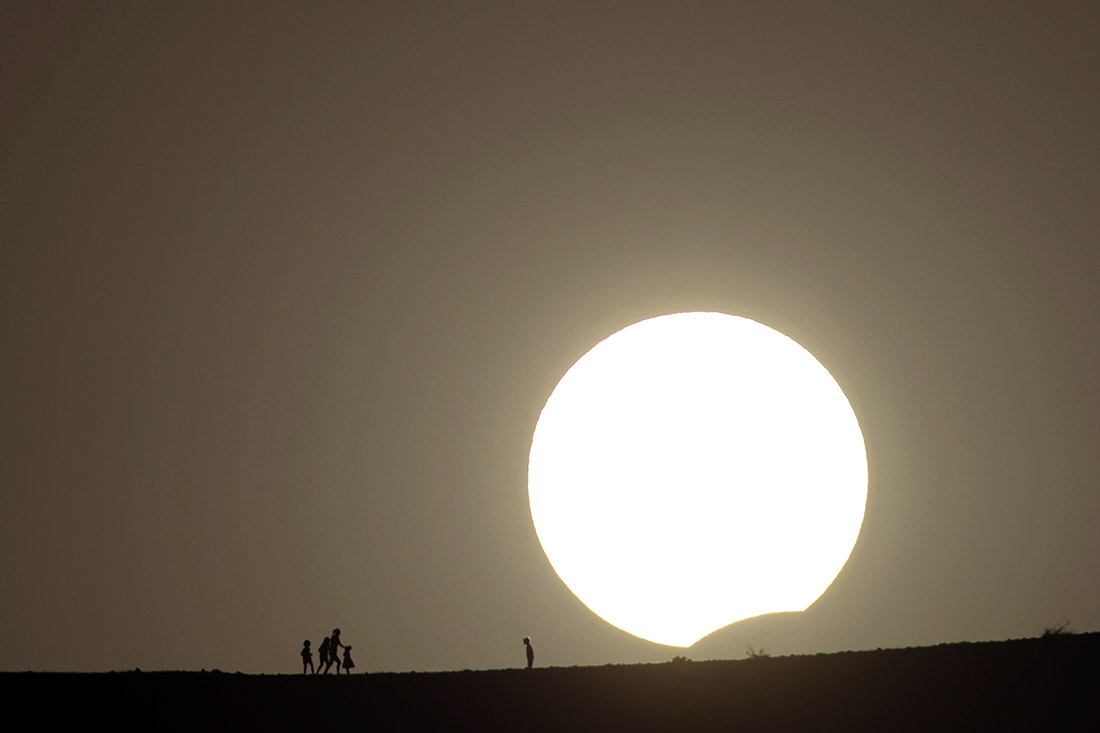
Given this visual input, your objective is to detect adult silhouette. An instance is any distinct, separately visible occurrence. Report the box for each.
[325,628,344,674]
[523,636,534,669]
[301,639,314,674]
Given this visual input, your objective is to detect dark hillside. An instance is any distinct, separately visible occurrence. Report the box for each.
[6,633,1097,731]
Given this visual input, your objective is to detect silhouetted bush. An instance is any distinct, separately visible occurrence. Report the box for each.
[744,644,770,659]
[1042,619,1073,637]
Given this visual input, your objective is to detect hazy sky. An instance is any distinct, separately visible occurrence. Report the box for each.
[3,2,1098,673]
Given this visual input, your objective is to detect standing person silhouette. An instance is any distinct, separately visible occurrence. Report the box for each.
[341,645,355,674]
[326,628,344,674]
[301,639,314,675]
[523,637,534,669]
[318,636,331,674]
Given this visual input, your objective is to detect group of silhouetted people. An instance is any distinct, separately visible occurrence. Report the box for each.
[300,631,535,674]
[301,628,355,674]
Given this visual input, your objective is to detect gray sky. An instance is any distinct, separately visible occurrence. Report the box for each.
[3,1,1098,673]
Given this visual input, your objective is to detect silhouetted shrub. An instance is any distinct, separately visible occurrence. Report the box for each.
[1042,619,1073,637]
[744,644,770,659]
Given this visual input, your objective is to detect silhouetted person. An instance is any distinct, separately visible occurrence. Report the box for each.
[319,636,331,674]
[301,639,314,675]
[341,645,355,674]
[524,636,534,669]
[325,628,344,673]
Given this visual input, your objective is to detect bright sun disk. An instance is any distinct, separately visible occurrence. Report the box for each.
[527,312,868,647]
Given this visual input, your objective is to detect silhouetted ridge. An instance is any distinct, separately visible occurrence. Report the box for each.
[4,634,1097,732]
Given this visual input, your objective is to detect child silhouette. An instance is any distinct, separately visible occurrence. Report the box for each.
[301,640,314,675]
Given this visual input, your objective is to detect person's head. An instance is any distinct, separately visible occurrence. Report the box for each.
[523,637,530,645]
[345,645,351,651]
[333,628,340,635]
[304,640,310,647]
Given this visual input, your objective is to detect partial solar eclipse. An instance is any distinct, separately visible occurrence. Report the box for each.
[528,312,868,647]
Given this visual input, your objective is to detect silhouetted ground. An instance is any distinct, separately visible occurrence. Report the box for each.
[4,634,1097,731]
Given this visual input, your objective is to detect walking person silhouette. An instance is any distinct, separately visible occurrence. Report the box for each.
[301,639,314,675]
[523,637,534,669]
[318,636,331,674]
[325,628,344,674]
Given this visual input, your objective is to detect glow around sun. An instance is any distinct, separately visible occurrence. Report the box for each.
[527,312,868,647]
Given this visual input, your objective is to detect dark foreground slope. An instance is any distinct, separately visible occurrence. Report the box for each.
[5,634,1097,731]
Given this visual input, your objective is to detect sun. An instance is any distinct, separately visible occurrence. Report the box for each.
[527,312,868,647]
